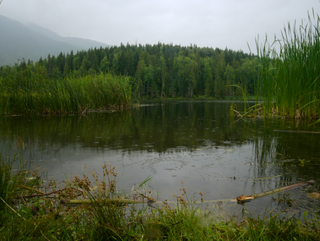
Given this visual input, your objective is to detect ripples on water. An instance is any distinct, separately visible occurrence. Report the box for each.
[1,100,320,215]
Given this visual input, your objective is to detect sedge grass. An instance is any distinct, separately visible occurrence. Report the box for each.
[0,65,132,115]
[255,8,320,120]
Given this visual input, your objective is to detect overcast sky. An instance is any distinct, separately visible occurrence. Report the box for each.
[1,0,320,53]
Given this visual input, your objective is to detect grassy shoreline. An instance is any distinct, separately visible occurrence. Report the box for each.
[1,154,319,240]
[0,66,132,115]
[137,96,264,103]
[253,9,320,120]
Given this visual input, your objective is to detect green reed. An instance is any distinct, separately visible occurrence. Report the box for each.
[0,155,13,214]
[0,65,132,115]
[256,9,320,119]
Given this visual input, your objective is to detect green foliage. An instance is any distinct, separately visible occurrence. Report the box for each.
[0,43,258,100]
[256,8,320,119]
[0,65,132,115]
[0,155,13,213]
[203,58,214,96]
[214,52,226,99]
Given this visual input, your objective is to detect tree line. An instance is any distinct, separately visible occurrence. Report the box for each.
[0,43,259,98]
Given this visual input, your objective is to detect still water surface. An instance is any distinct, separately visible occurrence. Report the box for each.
[1,100,320,214]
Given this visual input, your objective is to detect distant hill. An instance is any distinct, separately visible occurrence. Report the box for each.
[0,15,110,66]
[25,23,109,50]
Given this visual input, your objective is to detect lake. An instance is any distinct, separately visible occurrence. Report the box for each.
[1,100,320,215]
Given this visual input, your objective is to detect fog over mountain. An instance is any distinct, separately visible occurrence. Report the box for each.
[25,22,109,51]
[0,15,109,66]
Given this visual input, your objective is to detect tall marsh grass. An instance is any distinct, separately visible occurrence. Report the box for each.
[0,65,132,115]
[255,9,320,119]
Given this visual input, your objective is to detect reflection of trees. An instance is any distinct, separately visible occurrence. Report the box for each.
[0,101,247,154]
[0,100,319,192]
[1,100,319,184]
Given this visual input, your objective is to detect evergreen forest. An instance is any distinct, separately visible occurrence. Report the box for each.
[0,43,258,99]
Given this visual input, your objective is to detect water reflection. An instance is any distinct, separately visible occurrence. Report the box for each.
[0,101,250,153]
[0,100,319,213]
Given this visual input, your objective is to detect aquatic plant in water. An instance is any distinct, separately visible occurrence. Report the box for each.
[255,8,320,120]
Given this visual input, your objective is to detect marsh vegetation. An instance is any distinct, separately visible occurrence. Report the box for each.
[249,9,320,120]
[0,65,132,115]
[1,153,320,240]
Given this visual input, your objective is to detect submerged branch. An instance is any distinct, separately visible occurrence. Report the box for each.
[13,187,84,199]
[17,185,45,194]
[66,198,156,205]
[65,180,316,206]
[274,130,320,134]
[251,180,315,199]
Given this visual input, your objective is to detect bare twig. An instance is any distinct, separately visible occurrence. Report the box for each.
[14,187,84,199]
[0,197,51,240]
[233,109,242,117]
[81,107,88,115]
[274,130,320,134]
[40,230,51,241]
[18,185,45,194]
[0,196,26,220]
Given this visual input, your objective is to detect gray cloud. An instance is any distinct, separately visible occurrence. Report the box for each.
[1,0,319,53]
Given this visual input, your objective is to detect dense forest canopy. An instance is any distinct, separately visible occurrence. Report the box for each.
[0,43,259,99]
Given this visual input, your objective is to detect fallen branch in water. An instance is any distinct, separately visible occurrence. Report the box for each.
[13,187,84,199]
[18,185,45,194]
[199,180,316,204]
[251,180,315,199]
[66,198,155,205]
[61,180,317,206]
[236,194,254,202]
[231,180,316,203]
[274,130,320,134]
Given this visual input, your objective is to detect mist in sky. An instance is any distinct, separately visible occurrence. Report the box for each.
[1,0,319,53]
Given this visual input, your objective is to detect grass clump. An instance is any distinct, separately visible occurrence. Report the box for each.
[0,64,132,115]
[0,156,320,240]
[255,8,320,120]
